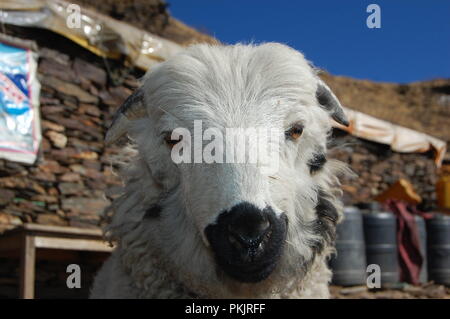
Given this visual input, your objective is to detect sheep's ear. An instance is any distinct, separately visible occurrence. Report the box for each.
[105,89,146,145]
[315,81,349,127]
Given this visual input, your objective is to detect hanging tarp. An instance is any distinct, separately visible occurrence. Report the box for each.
[0,34,41,164]
[0,0,182,70]
[335,107,447,166]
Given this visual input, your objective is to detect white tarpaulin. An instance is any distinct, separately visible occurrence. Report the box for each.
[0,0,182,70]
[335,107,447,166]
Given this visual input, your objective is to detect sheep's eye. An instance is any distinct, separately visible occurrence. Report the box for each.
[285,124,304,141]
[163,132,182,148]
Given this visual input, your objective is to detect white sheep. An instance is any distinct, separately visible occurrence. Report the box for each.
[90,43,349,299]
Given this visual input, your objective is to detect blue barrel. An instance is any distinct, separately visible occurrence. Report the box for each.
[363,212,399,285]
[426,214,450,285]
[415,215,427,283]
[330,206,367,286]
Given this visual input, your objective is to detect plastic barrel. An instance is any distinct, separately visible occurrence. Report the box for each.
[426,214,450,286]
[330,206,367,286]
[415,215,427,283]
[363,212,399,285]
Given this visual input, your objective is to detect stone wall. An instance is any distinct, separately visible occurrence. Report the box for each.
[0,27,144,232]
[331,130,438,211]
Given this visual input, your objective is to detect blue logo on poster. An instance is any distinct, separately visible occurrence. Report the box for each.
[0,42,31,116]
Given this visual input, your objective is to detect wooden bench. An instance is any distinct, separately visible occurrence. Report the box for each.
[0,223,113,299]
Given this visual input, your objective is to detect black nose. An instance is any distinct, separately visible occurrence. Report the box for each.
[227,203,271,257]
[205,202,287,283]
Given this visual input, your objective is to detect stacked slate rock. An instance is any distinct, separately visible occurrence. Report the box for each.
[331,131,438,211]
[0,34,144,232]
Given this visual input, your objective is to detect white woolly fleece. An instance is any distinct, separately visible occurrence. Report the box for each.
[90,43,347,299]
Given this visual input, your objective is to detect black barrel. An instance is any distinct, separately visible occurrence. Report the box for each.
[330,206,367,286]
[426,214,450,286]
[415,215,427,283]
[363,212,399,285]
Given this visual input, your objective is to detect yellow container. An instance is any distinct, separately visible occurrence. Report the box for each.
[436,176,450,210]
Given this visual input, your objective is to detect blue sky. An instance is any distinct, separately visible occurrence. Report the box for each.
[167,0,450,83]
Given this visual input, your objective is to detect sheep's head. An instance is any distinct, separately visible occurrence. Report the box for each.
[106,43,348,296]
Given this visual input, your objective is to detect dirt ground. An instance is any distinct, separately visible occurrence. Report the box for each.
[330,283,450,299]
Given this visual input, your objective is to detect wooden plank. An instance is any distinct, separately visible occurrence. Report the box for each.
[19,235,35,299]
[34,236,113,252]
[22,223,103,237]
